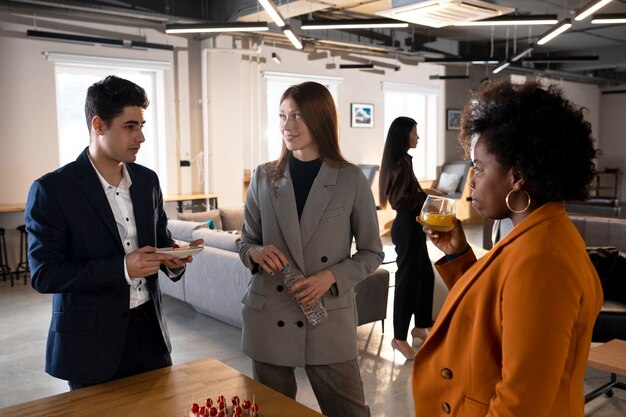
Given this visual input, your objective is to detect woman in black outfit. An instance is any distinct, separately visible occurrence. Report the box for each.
[379,116,441,360]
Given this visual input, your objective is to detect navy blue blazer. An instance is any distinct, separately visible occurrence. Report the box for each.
[25,148,179,384]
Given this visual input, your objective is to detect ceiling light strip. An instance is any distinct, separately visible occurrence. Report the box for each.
[455,15,558,26]
[340,64,374,69]
[258,0,286,27]
[522,55,599,62]
[130,41,174,51]
[27,29,123,46]
[591,13,626,24]
[537,19,572,45]
[492,61,511,74]
[165,22,269,34]
[283,27,303,49]
[301,19,409,30]
[575,0,613,21]
[511,45,534,62]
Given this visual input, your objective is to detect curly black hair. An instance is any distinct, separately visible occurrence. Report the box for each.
[459,80,597,204]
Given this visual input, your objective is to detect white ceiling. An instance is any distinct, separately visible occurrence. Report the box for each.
[1,0,624,84]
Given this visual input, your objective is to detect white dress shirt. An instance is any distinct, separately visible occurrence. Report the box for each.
[89,157,149,309]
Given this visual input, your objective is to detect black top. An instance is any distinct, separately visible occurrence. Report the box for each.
[289,155,322,220]
[383,154,426,213]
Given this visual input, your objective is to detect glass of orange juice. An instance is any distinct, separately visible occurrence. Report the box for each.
[419,195,456,232]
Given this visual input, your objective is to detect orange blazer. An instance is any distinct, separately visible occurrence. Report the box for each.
[412,202,603,417]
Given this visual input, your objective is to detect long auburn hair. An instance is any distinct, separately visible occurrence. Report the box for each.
[378,116,416,208]
[264,81,349,189]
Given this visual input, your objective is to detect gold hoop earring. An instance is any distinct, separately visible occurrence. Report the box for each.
[505,190,531,214]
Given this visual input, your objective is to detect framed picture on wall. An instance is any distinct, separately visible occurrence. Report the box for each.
[447,109,461,131]
[351,103,374,128]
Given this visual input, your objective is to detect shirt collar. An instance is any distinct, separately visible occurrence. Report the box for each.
[87,153,132,191]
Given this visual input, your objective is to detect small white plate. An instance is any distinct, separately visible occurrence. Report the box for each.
[155,246,203,259]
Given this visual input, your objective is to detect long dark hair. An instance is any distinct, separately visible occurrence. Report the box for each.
[379,116,416,208]
[264,81,349,189]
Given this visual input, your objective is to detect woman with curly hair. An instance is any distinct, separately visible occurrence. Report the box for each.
[412,80,603,417]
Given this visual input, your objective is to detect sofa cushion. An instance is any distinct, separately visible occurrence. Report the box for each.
[437,172,461,194]
[167,219,206,243]
[177,209,223,230]
[220,207,244,231]
[192,228,241,253]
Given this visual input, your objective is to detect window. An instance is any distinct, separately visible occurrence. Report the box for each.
[383,82,439,180]
[51,54,169,190]
[263,72,342,161]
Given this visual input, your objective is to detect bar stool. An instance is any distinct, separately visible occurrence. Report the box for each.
[14,225,30,285]
[0,227,13,286]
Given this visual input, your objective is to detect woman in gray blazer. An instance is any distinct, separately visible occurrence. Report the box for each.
[239,81,384,417]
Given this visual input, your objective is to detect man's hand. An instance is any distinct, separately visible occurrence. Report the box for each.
[161,239,204,270]
[127,246,174,278]
[127,239,204,278]
[290,269,336,307]
[249,244,288,274]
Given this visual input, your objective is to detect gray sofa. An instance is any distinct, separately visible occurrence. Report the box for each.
[159,209,248,328]
[484,214,626,343]
[159,208,389,330]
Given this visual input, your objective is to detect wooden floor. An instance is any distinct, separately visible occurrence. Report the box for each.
[1,222,625,416]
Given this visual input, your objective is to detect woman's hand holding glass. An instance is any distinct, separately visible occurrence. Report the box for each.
[419,195,456,232]
[418,195,469,256]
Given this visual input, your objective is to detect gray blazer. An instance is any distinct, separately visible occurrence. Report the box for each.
[239,160,384,366]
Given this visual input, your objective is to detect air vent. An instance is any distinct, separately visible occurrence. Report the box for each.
[376,0,515,28]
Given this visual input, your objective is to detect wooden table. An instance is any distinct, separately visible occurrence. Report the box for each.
[164,194,219,213]
[0,203,25,213]
[585,339,626,403]
[0,357,325,416]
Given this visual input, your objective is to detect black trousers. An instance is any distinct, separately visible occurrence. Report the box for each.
[391,209,435,340]
[68,300,172,390]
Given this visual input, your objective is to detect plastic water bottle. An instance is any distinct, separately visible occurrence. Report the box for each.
[282,264,328,326]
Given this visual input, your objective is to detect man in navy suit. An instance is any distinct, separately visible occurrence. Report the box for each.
[25,75,202,390]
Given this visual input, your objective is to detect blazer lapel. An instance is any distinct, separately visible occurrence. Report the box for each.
[74,149,124,252]
[429,203,566,338]
[300,162,337,250]
[271,169,305,272]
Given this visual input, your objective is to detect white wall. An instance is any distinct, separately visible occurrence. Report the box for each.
[0,16,188,205]
[1,14,625,213]
[199,37,447,207]
[0,14,189,266]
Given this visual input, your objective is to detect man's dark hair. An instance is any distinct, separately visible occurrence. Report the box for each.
[84,75,149,131]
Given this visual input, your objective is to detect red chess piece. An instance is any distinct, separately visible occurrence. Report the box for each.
[241,399,251,411]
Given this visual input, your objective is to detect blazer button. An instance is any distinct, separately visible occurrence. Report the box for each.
[441,368,453,380]
[276,285,284,292]
[321,256,328,263]
[441,402,451,414]
[277,320,285,327]
[121,312,128,319]
[296,321,304,327]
